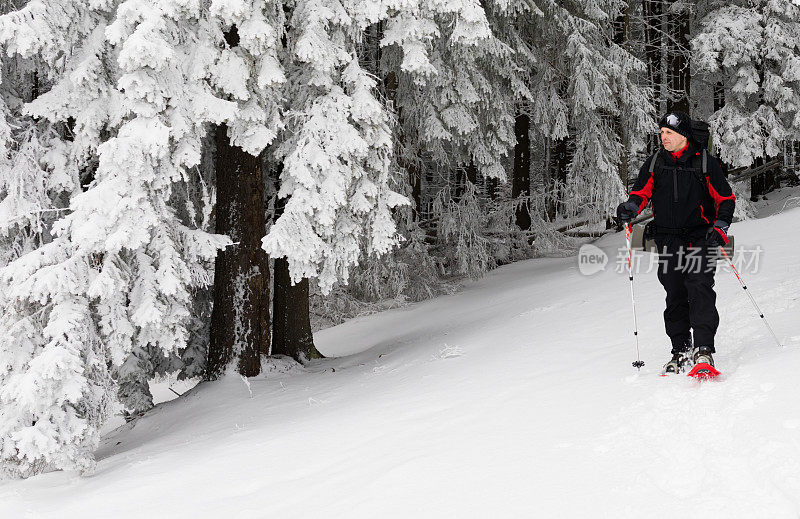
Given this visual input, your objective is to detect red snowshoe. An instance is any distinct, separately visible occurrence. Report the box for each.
[687,347,721,379]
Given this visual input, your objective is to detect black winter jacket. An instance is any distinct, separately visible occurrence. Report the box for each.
[627,141,735,238]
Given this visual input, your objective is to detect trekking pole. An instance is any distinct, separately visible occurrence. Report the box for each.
[625,223,645,369]
[719,247,782,348]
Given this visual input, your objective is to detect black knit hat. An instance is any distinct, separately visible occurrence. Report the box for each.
[658,111,692,140]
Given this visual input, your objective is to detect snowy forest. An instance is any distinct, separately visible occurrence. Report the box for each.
[0,0,799,482]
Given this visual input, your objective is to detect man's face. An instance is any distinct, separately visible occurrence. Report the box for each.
[660,127,688,153]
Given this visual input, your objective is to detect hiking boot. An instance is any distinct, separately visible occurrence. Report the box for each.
[662,352,688,374]
[692,346,715,367]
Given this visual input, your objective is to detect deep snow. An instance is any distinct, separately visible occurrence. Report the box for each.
[1,190,799,518]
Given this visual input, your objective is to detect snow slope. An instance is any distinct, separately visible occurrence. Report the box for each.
[2,199,799,518]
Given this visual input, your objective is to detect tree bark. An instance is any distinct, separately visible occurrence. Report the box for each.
[712,81,730,176]
[643,0,667,154]
[207,122,270,379]
[512,107,531,230]
[613,3,631,189]
[713,82,725,114]
[466,160,478,186]
[753,41,778,197]
[384,69,423,218]
[666,4,690,114]
[749,158,777,200]
[550,136,569,220]
[271,192,322,363]
[643,0,663,111]
[272,259,320,362]
[409,156,422,216]
[453,162,476,202]
[750,156,765,201]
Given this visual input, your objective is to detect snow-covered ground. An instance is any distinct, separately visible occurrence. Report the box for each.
[2,189,799,518]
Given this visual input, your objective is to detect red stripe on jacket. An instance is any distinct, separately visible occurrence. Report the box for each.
[699,204,710,224]
[630,171,655,212]
[705,177,736,217]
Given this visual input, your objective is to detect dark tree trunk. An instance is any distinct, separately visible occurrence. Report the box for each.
[643,0,664,152]
[749,159,777,199]
[713,82,725,113]
[454,167,464,201]
[512,108,531,230]
[384,69,422,218]
[713,82,730,176]
[207,26,270,379]
[613,1,629,45]
[551,136,569,219]
[486,177,499,201]
[643,0,663,104]
[29,69,39,102]
[409,158,422,216]
[271,192,322,363]
[750,49,777,197]
[750,156,766,201]
[666,6,690,115]
[466,160,478,186]
[272,259,319,362]
[207,123,270,379]
[613,3,631,188]
[453,160,479,202]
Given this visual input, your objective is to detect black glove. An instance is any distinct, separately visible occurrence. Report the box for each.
[705,220,730,248]
[616,201,639,223]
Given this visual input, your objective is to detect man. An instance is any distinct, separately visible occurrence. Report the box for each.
[616,111,736,374]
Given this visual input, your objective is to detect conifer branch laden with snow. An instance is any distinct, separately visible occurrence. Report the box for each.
[0,0,660,478]
[693,0,800,167]
[0,0,234,476]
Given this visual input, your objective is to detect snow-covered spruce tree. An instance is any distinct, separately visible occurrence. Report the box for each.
[419,37,522,276]
[693,0,800,169]
[393,0,653,254]
[329,0,652,296]
[526,0,654,224]
[377,1,524,279]
[0,0,117,478]
[0,4,87,272]
[199,1,286,378]
[405,0,652,263]
[480,1,539,231]
[0,47,94,477]
[261,0,427,294]
[210,0,499,365]
[0,0,239,476]
[266,0,499,323]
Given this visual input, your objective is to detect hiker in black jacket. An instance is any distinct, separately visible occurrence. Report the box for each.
[616,111,736,374]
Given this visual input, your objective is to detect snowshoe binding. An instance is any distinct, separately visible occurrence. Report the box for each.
[687,346,721,379]
[661,353,688,375]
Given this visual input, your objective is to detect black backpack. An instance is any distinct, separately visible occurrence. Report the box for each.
[690,119,712,153]
[646,117,714,179]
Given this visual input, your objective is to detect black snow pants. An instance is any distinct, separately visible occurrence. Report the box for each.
[654,233,719,354]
